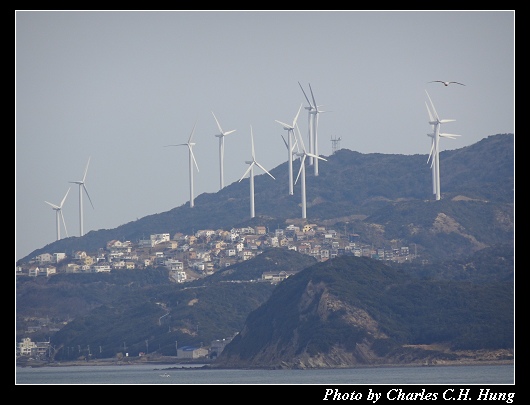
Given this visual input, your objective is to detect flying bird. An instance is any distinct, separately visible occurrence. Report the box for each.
[428,80,466,87]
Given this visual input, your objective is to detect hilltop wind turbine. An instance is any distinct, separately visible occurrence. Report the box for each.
[424,90,461,200]
[69,157,94,237]
[212,112,236,190]
[294,123,327,219]
[275,104,302,196]
[298,82,326,176]
[239,125,275,218]
[45,187,70,240]
[166,121,199,208]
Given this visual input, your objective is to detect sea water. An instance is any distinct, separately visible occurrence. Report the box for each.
[15,363,514,385]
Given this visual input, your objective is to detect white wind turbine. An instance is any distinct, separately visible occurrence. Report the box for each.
[166,121,199,208]
[239,125,275,218]
[424,90,461,201]
[69,157,94,237]
[275,104,302,196]
[298,82,316,165]
[45,187,71,240]
[294,123,327,219]
[298,82,326,176]
[212,112,236,190]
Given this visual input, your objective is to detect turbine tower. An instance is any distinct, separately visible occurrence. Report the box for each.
[166,121,199,208]
[299,82,326,176]
[212,112,236,190]
[239,125,275,218]
[69,157,94,237]
[45,187,70,240]
[424,90,461,201]
[275,104,302,196]
[294,124,327,219]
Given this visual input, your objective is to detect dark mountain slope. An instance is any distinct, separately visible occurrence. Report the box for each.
[17,241,513,365]
[213,251,513,369]
[16,248,315,359]
[17,133,514,263]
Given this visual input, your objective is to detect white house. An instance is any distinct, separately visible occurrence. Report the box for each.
[36,253,53,264]
[53,253,66,263]
[177,346,208,359]
[93,263,111,273]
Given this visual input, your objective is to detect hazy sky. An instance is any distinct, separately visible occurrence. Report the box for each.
[15,10,514,260]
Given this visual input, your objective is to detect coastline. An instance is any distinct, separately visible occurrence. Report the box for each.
[16,356,514,370]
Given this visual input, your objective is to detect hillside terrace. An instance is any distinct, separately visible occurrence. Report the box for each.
[16,224,414,281]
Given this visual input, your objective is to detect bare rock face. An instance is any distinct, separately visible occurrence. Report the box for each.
[214,279,392,369]
[212,252,513,370]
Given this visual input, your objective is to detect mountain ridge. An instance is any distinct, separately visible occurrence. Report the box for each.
[17,133,514,264]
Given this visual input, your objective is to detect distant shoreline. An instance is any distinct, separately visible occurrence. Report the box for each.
[16,357,514,370]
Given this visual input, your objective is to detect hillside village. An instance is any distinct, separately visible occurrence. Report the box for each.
[16,223,414,283]
[16,223,414,362]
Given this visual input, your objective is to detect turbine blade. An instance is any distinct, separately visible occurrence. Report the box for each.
[292,103,303,127]
[255,161,275,179]
[82,157,91,182]
[280,134,288,149]
[60,210,68,238]
[439,133,461,139]
[295,155,306,184]
[298,81,313,108]
[275,119,292,129]
[295,122,306,152]
[427,134,435,163]
[292,134,299,154]
[60,187,71,208]
[427,142,435,165]
[189,147,199,172]
[307,152,327,161]
[424,90,440,121]
[212,112,223,133]
[188,121,197,143]
[45,201,60,209]
[250,125,256,159]
[309,83,318,109]
[83,185,95,209]
[239,162,254,181]
[425,101,434,123]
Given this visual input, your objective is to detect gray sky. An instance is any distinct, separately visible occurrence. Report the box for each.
[15,10,514,260]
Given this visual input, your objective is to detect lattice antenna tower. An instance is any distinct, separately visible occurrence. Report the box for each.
[331,135,342,154]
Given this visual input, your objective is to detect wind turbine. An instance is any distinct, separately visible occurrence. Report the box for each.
[45,187,70,240]
[69,157,94,237]
[294,123,327,219]
[298,82,326,176]
[212,112,236,190]
[298,82,315,165]
[166,121,199,208]
[424,90,461,200]
[275,104,302,196]
[239,125,275,218]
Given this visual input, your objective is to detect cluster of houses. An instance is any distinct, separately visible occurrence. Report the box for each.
[16,224,414,283]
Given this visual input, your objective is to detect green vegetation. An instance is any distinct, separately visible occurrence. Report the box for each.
[218,246,513,367]
[17,133,514,264]
[16,134,514,367]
